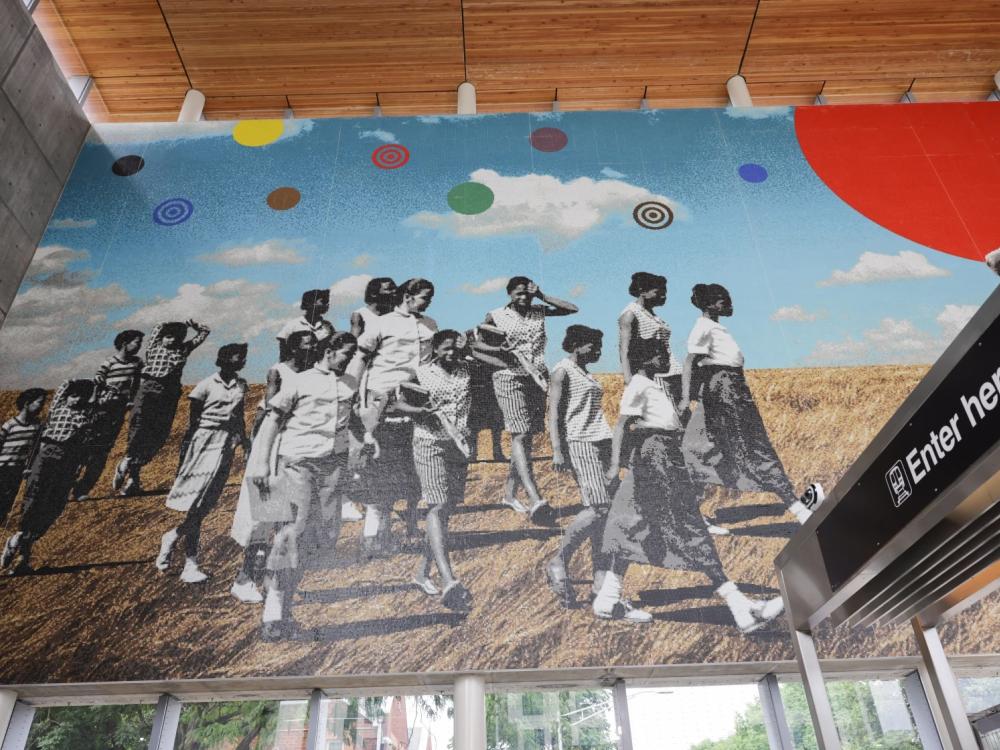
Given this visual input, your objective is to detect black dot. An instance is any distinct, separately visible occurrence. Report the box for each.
[111,155,145,177]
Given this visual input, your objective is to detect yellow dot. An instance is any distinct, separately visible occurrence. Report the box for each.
[232,120,285,148]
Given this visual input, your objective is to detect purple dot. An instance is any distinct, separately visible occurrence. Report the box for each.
[739,163,768,183]
[530,127,568,153]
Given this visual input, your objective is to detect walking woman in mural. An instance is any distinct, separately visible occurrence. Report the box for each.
[681,284,823,525]
[1,380,94,575]
[465,325,506,463]
[355,278,438,554]
[277,289,334,361]
[350,277,397,337]
[156,344,249,583]
[73,330,144,501]
[408,330,508,610]
[597,338,784,631]
[0,389,46,527]
[546,325,614,608]
[618,272,682,398]
[114,320,210,496]
[245,332,360,639]
[485,277,578,524]
[229,330,318,603]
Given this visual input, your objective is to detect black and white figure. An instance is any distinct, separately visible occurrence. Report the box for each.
[546,325,614,608]
[680,284,822,526]
[465,325,506,463]
[245,332,360,639]
[1,380,96,575]
[230,330,318,603]
[355,278,437,554]
[156,344,250,583]
[484,276,578,524]
[0,389,46,526]
[73,330,144,501]
[986,247,1000,277]
[114,320,210,496]
[408,330,507,610]
[597,338,784,631]
[350,277,397,338]
[277,289,334,361]
[618,272,682,397]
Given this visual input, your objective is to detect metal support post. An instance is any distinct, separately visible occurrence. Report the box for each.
[454,675,486,750]
[610,679,634,750]
[901,670,945,750]
[0,692,17,746]
[758,674,794,750]
[789,629,842,749]
[305,688,322,750]
[910,619,977,749]
[1,702,35,750]
[147,694,181,750]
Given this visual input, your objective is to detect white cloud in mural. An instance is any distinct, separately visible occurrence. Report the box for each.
[461,277,509,295]
[118,280,290,343]
[49,217,97,229]
[568,283,587,298]
[819,251,949,287]
[89,119,314,145]
[724,106,792,121]
[806,304,979,366]
[26,245,89,280]
[406,169,688,251]
[770,305,822,322]
[198,240,305,267]
[351,253,374,268]
[600,167,626,179]
[359,129,396,143]
[417,116,441,124]
[329,274,372,308]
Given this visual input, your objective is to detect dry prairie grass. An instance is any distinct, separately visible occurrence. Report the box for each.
[0,364,996,684]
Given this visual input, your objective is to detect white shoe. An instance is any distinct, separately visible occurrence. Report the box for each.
[502,497,528,514]
[617,599,653,623]
[717,581,763,633]
[155,529,178,572]
[789,500,812,524]
[341,501,363,521]
[180,558,208,583]
[705,519,731,536]
[231,579,263,603]
[749,595,785,622]
[593,572,652,623]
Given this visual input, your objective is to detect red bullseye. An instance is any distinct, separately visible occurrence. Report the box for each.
[372,143,410,170]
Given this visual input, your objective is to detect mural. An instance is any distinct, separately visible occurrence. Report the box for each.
[0,104,997,683]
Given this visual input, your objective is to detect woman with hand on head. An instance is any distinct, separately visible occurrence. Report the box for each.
[485,276,577,524]
[546,325,614,608]
[681,283,823,525]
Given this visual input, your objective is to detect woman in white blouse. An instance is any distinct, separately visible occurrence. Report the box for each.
[681,284,822,525]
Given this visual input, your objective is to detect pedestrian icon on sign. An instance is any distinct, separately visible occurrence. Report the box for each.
[886,461,912,508]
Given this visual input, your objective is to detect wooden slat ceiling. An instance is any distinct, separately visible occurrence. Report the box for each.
[32,0,1000,122]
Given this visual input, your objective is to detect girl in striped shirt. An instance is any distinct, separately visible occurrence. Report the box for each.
[546,325,614,608]
[0,388,47,526]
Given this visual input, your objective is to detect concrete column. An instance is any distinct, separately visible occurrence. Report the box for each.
[610,679,634,750]
[457,81,476,115]
[726,74,753,107]
[454,675,486,750]
[177,88,205,122]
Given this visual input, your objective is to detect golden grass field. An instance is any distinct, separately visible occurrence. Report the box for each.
[0,364,996,683]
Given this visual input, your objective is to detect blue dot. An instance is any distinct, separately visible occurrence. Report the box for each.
[739,163,768,183]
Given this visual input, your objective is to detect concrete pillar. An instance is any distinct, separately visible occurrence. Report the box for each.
[454,675,486,750]
[457,81,476,115]
[177,88,205,122]
[726,74,753,108]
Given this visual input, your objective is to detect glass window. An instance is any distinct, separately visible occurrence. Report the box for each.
[317,694,453,750]
[26,704,156,750]
[627,684,767,750]
[172,699,309,750]
[487,689,617,750]
[959,676,1000,714]
[780,679,922,750]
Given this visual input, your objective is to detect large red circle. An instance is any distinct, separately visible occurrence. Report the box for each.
[530,127,568,152]
[795,103,1000,261]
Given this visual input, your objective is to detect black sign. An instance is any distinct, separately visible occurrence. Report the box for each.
[817,312,1000,591]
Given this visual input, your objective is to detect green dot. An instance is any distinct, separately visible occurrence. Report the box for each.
[447,182,494,215]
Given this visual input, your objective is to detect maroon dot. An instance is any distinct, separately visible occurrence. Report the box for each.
[530,127,568,153]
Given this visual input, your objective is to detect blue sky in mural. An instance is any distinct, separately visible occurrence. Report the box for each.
[1,107,994,386]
